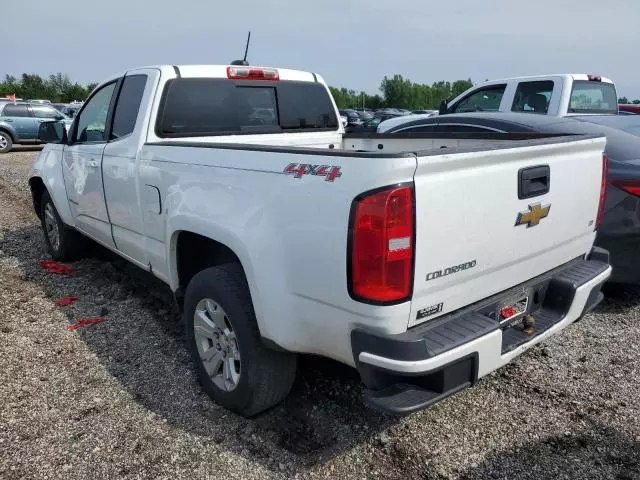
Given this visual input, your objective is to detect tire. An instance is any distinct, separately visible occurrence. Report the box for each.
[39,191,88,261]
[0,131,13,154]
[184,264,297,417]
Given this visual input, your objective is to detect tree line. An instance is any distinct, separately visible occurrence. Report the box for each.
[330,75,474,110]
[0,73,97,102]
[618,97,640,105]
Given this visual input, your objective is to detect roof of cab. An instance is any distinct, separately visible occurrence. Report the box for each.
[476,74,614,85]
[118,64,323,83]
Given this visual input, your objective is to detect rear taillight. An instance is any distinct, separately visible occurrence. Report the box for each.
[595,153,608,230]
[349,185,414,303]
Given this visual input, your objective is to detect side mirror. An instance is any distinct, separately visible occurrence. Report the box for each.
[38,120,68,144]
[439,99,448,115]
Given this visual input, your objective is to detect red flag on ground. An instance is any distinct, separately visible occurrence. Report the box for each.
[55,296,79,307]
[39,260,72,275]
[67,317,105,331]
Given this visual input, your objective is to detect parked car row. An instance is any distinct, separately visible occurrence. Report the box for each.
[339,107,438,130]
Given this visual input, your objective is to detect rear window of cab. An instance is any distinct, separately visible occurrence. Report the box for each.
[156,78,339,137]
[568,81,618,114]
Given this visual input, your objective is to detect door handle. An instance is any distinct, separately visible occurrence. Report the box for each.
[4,119,13,122]
[518,165,550,199]
[86,159,100,168]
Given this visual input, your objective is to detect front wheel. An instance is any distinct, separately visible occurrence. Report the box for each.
[184,265,297,417]
[0,131,13,154]
[40,191,87,261]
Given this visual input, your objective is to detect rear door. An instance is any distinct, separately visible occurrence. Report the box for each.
[102,70,158,268]
[63,80,119,247]
[409,136,606,326]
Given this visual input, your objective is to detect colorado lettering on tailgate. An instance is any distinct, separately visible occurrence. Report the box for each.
[284,163,342,182]
[426,260,477,281]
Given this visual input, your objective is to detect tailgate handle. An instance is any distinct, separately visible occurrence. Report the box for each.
[518,165,550,199]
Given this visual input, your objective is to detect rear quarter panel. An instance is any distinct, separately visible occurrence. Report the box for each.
[139,144,417,365]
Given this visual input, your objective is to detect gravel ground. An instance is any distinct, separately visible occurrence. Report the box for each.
[0,148,639,480]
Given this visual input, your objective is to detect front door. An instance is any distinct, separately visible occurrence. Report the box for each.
[62,81,118,247]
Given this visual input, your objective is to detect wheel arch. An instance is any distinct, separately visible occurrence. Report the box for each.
[0,126,17,143]
[169,229,264,320]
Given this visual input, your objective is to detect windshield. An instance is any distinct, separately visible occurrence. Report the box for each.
[568,81,618,114]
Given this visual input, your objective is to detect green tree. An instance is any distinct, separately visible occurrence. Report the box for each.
[633,99,640,105]
[619,97,629,104]
[0,73,96,102]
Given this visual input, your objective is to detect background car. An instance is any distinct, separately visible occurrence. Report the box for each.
[356,110,373,122]
[361,112,403,130]
[61,105,82,118]
[338,109,364,127]
[577,114,640,137]
[619,104,640,115]
[379,111,640,284]
[0,102,71,153]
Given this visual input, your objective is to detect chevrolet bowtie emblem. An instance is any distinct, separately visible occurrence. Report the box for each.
[515,203,551,228]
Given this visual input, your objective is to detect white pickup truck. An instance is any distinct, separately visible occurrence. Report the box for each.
[29,64,611,417]
[440,74,619,117]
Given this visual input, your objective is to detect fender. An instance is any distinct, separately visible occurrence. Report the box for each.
[165,216,271,338]
[28,145,75,227]
[0,123,18,143]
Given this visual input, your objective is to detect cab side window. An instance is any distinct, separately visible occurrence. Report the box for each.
[110,75,147,140]
[1,104,31,117]
[74,82,117,143]
[452,85,506,113]
[511,81,554,114]
[31,105,65,120]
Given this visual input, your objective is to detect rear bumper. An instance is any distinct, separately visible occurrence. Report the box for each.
[351,248,611,414]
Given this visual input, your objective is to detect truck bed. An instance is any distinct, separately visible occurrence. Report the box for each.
[149,131,589,157]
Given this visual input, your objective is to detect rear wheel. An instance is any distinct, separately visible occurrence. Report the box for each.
[0,131,13,154]
[184,264,297,417]
[40,191,87,261]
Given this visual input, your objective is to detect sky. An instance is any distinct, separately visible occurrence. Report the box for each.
[5,0,640,98]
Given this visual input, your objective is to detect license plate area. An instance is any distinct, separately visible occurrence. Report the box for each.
[498,290,531,328]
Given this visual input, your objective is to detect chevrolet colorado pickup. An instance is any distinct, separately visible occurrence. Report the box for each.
[29,64,611,417]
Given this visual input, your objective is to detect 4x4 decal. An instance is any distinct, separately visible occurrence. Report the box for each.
[283,163,342,182]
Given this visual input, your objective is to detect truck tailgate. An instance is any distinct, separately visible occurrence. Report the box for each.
[409,136,606,327]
